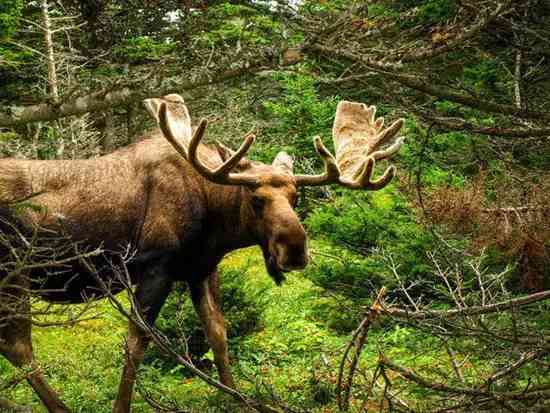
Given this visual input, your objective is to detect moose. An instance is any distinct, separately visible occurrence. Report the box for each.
[0,94,404,413]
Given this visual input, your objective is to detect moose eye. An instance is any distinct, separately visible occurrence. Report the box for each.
[251,196,265,213]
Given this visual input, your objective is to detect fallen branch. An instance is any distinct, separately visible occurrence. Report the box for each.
[379,354,550,401]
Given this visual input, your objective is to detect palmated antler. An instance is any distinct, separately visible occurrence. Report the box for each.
[296,101,405,190]
[158,102,260,186]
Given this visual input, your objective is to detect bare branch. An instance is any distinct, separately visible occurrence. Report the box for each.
[337,287,386,410]
[307,44,550,121]
[383,290,550,320]
[398,1,513,63]
[418,113,550,137]
[0,57,295,127]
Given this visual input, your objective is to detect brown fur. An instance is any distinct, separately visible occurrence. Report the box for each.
[0,96,402,412]
[0,97,307,413]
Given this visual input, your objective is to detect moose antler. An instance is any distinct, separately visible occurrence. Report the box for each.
[158,102,260,186]
[296,101,405,190]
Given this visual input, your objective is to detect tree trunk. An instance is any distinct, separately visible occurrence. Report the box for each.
[41,0,59,102]
[102,110,115,152]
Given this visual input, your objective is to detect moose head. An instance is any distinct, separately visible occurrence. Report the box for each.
[146,95,405,284]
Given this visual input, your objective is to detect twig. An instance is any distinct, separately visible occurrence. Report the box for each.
[337,287,386,411]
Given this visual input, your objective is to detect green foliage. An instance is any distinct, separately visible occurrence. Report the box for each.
[112,36,175,63]
[417,0,457,24]
[371,0,456,26]
[198,4,282,47]
[0,0,22,39]
[0,45,34,69]
[304,189,436,331]
[146,266,268,370]
[263,73,339,163]
[463,59,502,93]
[398,119,491,187]
[0,0,32,69]
[514,144,550,169]
[0,131,17,141]
[368,4,400,18]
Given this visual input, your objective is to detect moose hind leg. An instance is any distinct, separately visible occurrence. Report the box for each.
[189,271,235,388]
[0,311,70,413]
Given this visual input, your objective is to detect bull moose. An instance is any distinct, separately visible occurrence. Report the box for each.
[0,94,405,413]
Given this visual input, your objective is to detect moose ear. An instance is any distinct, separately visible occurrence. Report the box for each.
[144,94,192,142]
[215,141,235,162]
[143,98,161,122]
[272,151,294,174]
[215,141,251,170]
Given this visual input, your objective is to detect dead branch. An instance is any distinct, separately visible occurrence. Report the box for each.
[417,113,550,137]
[379,353,550,401]
[337,287,386,411]
[307,44,550,121]
[398,0,513,63]
[41,0,59,102]
[383,290,550,320]
[0,52,298,127]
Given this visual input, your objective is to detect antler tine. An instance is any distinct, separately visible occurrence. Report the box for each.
[295,136,340,187]
[331,100,405,190]
[340,157,396,190]
[187,121,256,180]
[370,119,405,158]
[158,102,260,187]
[372,136,405,161]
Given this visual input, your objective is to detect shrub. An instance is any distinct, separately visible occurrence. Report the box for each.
[304,188,437,331]
[417,0,457,24]
[262,73,339,163]
[0,0,23,38]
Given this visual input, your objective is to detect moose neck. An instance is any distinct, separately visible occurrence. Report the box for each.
[202,181,256,254]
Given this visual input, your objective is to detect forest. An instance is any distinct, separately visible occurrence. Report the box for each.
[0,0,549,412]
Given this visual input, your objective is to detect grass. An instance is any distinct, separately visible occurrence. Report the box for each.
[0,246,347,412]
[0,245,504,412]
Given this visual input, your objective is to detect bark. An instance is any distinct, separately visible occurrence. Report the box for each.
[0,61,278,127]
[384,290,550,320]
[41,0,59,102]
[102,110,115,152]
[514,49,523,110]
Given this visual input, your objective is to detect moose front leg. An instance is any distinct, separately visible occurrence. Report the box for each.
[189,271,235,388]
[113,269,173,413]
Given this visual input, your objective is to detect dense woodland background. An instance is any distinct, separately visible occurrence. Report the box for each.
[1,0,550,412]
